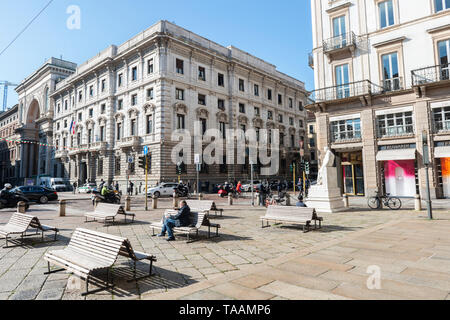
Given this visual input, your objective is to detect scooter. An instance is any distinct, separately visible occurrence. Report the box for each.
[93,190,121,204]
[174,184,190,198]
[0,192,30,210]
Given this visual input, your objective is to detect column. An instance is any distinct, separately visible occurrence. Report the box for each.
[28,143,35,178]
[361,109,378,197]
[46,133,53,175]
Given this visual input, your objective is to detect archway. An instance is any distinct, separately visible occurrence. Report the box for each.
[26,99,41,126]
[21,99,41,179]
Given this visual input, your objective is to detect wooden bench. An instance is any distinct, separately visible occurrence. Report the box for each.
[0,213,59,248]
[44,228,156,296]
[260,206,323,232]
[84,203,135,224]
[150,210,220,242]
[186,200,223,217]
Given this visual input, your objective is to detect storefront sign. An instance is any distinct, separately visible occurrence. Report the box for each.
[378,144,416,151]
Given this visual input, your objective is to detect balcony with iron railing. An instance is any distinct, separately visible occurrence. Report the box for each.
[412,63,450,86]
[89,141,108,152]
[119,136,140,149]
[433,120,450,134]
[331,131,362,143]
[308,80,383,104]
[323,32,357,55]
[382,77,404,92]
[377,125,414,138]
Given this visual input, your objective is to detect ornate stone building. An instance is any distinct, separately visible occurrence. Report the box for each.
[14,21,308,191]
[0,104,20,186]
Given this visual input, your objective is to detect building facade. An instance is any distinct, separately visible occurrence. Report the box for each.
[0,105,20,186]
[14,21,308,192]
[307,0,450,199]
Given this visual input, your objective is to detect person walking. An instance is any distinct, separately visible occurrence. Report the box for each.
[236,181,242,197]
[72,181,77,194]
[128,181,134,196]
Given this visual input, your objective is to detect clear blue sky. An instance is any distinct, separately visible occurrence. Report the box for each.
[0,0,313,109]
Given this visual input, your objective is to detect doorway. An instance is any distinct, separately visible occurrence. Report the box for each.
[80,162,87,184]
[340,151,365,196]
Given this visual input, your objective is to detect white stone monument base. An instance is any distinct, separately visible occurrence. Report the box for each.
[305,170,347,213]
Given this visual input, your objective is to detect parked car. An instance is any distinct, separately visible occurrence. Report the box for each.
[146,182,179,198]
[78,183,97,194]
[37,177,72,192]
[242,180,260,192]
[12,186,58,204]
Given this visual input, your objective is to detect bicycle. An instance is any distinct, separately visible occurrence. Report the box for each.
[368,191,402,210]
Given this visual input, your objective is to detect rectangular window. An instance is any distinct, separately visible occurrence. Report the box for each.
[335,64,350,98]
[77,132,81,145]
[239,79,245,92]
[254,84,259,96]
[279,133,284,146]
[115,156,121,175]
[299,120,304,128]
[88,129,92,143]
[98,159,103,176]
[176,59,184,74]
[291,135,295,147]
[219,122,226,139]
[198,94,206,106]
[118,99,123,110]
[435,0,450,12]
[379,0,395,29]
[118,74,123,87]
[332,15,347,48]
[148,59,154,74]
[218,73,224,87]
[309,125,314,134]
[78,91,83,102]
[278,94,283,105]
[176,88,184,100]
[131,94,137,106]
[101,79,106,92]
[218,99,225,110]
[132,66,138,81]
[64,100,68,110]
[147,88,154,100]
[382,52,400,91]
[64,120,67,128]
[330,118,362,142]
[130,119,136,136]
[146,115,153,134]
[299,101,303,111]
[438,39,450,80]
[433,106,450,132]
[100,126,105,141]
[198,66,206,81]
[89,109,93,117]
[268,110,273,120]
[289,117,294,125]
[278,114,283,123]
[101,104,106,114]
[78,112,82,121]
[177,114,185,129]
[254,107,260,116]
[377,112,414,137]
[116,123,122,140]
[267,89,272,100]
[89,85,94,97]
[239,103,245,113]
[289,98,293,108]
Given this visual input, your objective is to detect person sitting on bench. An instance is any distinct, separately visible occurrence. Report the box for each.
[158,200,191,241]
[296,195,307,207]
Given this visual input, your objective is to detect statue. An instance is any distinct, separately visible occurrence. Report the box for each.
[317,147,335,186]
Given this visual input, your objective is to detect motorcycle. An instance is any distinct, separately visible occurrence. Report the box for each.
[265,191,287,207]
[93,189,121,204]
[0,191,30,210]
[218,185,237,198]
[173,184,190,198]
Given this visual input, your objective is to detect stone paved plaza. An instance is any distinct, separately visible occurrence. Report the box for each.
[0,193,449,300]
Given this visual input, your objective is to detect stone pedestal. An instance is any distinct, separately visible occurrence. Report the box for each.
[306,169,346,213]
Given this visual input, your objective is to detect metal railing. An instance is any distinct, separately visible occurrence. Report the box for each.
[382,77,403,92]
[378,125,414,138]
[331,131,362,143]
[433,120,450,133]
[411,63,450,86]
[309,80,383,103]
[323,32,357,53]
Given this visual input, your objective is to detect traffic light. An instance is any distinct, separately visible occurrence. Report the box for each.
[176,162,183,175]
[305,161,310,174]
[138,156,146,169]
[299,160,305,171]
[146,155,151,172]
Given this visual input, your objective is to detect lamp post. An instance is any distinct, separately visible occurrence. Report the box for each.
[422,130,433,220]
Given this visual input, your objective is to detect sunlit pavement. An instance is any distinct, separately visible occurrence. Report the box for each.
[0,193,449,300]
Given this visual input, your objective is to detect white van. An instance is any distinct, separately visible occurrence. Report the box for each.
[38,177,71,192]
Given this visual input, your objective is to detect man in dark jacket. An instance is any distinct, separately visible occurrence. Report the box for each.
[158,200,191,241]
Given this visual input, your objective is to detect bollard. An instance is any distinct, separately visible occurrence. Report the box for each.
[343,194,349,208]
[173,192,179,209]
[198,193,203,201]
[59,200,66,217]
[152,195,158,209]
[255,193,260,206]
[285,194,291,206]
[17,201,27,214]
[228,194,233,206]
[126,196,131,211]
[414,194,422,211]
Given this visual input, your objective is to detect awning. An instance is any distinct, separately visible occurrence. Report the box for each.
[376,148,416,161]
[435,146,450,158]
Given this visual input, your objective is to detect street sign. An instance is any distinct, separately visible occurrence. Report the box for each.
[194,154,201,164]
[143,146,149,156]
[128,156,134,164]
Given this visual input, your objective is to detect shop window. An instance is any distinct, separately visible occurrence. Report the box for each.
[331,118,361,142]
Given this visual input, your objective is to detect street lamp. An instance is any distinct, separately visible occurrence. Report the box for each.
[422,130,433,220]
